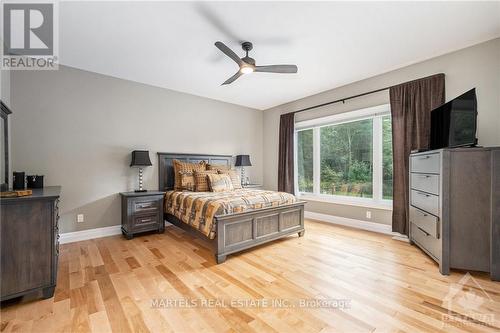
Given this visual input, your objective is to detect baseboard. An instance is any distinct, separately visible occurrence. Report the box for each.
[61,214,395,243]
[304,211,395,235]
[59,225,122,244]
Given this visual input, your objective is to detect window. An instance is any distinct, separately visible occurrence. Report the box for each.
[295,105,393,207]
[382,116,393,200]
[320,118,373,198]
[297,129,313,193]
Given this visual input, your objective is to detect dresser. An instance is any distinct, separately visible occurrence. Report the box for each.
[409,148,499,280]
[0,186,61,300]
[120,191,165,239]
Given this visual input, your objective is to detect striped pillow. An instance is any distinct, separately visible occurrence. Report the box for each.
[173,160,206,190]
[207,174,234,192]
[218,169,242,189]
[193,170,218,192]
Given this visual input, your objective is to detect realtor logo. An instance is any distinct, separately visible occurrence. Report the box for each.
[1,1,58,70]
[442,273,495,327]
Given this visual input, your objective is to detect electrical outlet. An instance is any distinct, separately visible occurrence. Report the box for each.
[77,214,84,223]
[366,211,372,219]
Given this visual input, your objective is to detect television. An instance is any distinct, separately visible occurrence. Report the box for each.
[430,88,477,149]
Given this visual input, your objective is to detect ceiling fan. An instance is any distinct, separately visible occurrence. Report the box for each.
[215,41,298,85]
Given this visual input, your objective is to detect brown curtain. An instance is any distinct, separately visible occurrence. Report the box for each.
[390,74,445,235]
[278,112,295,194]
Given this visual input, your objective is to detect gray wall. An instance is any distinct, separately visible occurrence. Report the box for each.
[10,65,263,233]
[263,38,500,225]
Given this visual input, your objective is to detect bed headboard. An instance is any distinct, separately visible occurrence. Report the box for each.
[157,152,233,191]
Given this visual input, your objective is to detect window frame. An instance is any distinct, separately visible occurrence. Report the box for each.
[294,104,393,210]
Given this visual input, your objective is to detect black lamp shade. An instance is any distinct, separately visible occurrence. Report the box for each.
[130,150,152,167]
[235,155,252,167]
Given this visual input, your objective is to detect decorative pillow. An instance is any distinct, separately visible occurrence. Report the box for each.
[218,169,242,189]
[173,160,206,190]
[206,164,231,172]
[193,170,218,192]
[207,174,234,192]
[179,171,195,191]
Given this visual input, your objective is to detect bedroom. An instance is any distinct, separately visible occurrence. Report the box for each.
[0,1,499,332]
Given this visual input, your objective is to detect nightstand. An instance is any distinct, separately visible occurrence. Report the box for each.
[242,184,263,190]
[120,191,165,239]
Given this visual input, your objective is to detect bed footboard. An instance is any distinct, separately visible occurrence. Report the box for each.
[215,202,305,263]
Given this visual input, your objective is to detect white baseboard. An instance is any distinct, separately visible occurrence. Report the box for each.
[305,211,395,235]
[61,214,397,244]
[59,225,122,244]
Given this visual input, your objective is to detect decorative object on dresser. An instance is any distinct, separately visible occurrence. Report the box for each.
[409,148,499,280]
[27,174,44,188]
[120,191,165,239]
[0,101,12,192]
[158,153,305,264]
[130,150,152,192]
[0,186,61,301]
[13,171,25,190]
[235,154,252,185]
[0,189,32,198]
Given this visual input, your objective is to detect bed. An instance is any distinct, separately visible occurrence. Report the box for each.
[158,153,305,264]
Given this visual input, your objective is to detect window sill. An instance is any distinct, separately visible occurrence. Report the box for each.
[297,193,393,211]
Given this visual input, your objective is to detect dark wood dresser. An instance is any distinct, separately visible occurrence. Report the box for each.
[120,191,165,239]
[1,186,61,301]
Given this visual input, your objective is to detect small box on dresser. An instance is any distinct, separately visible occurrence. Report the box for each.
[120,191,165,239]
[409,147,499,280]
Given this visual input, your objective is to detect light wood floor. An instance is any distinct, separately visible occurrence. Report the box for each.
[1,219,499,333]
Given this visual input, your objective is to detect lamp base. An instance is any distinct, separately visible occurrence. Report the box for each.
[134,189,148,193]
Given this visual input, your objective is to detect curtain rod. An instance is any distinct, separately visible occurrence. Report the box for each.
[290,73,444,115]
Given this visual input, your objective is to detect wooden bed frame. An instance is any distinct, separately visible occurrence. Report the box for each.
[158,153,305,264]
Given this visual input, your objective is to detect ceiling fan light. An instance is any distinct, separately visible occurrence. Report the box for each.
[240,66,254,74]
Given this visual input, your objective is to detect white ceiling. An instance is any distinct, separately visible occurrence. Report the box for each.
[59,1,500,110]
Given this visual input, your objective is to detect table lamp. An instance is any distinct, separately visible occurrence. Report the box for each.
[130,150,152,192]
[235,155,252,185]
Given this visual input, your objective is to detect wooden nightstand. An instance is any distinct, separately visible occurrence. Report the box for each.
[120,191,165,239]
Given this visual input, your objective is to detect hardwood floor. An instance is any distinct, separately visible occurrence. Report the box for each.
[1,219,499,333]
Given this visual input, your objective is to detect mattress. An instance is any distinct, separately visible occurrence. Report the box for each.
[164,189,297,239]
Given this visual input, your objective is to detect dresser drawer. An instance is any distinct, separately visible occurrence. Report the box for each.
[411,153,440,174]
[410,205,439,238]
[132,214,159,231]
[411,173,439,195]
[411,189,439,216]
[130,198,160,215]
[411,222,441,260]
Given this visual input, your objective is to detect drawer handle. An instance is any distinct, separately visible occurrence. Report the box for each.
[416,191,430,197]
[419,175,431,179]
[417,227,430,236]
[139,218,153,223]
[137,203,154,209]
[418,156,431,160]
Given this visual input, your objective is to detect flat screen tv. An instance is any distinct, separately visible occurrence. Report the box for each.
[430,88,477,149]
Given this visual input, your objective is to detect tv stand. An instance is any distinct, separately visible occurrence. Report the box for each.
[409,147,499,280]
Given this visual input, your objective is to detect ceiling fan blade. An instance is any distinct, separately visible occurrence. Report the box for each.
[197,4,242,43]
[254,65,298,74]
[215,41,243,66]
[222,71,243,85]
